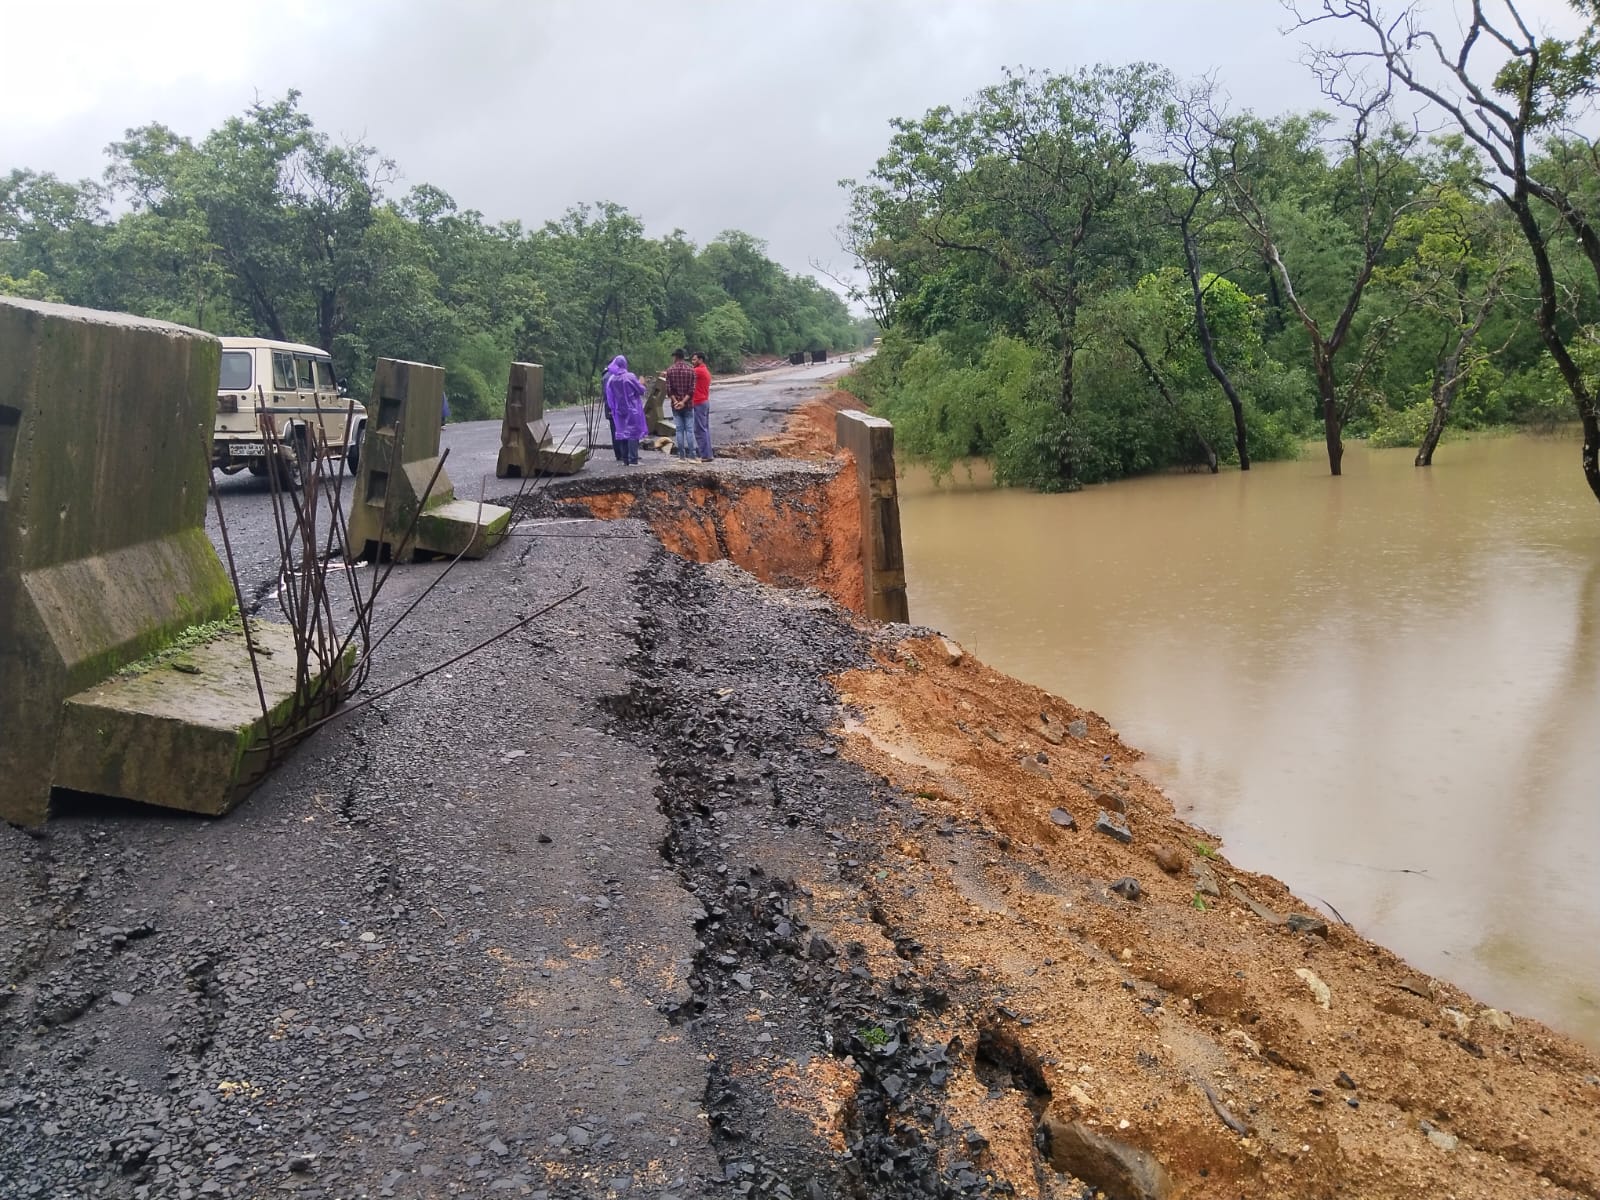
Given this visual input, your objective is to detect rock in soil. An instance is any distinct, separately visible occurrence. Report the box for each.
[1109,876,1142,902]
[1094,810,1133,844]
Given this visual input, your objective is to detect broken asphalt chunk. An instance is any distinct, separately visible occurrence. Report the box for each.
[1094,810,1132,844]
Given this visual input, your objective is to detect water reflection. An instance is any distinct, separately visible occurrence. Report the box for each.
[899,435,1600,1047]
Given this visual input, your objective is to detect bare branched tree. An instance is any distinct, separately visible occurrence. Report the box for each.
[1220,69,1426,475]
[1159,75,1255,468]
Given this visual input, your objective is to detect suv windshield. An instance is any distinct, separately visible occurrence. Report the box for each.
[219,351,253,391]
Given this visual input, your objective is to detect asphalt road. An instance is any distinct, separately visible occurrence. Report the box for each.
[206,357,861,612]
[1,495,924,1199]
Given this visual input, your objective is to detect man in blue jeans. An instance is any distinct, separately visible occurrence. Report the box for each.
[691,351,713,461]
[664,348,696,458]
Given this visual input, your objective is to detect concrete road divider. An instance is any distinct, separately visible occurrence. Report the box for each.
[0,297,349,823]
[347,357,511,561]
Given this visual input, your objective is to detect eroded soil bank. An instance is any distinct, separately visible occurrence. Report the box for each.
[586,545,1600,1199]
[516,453,865,616]
[532,401,1600,1197]
[829,636,1600,1197]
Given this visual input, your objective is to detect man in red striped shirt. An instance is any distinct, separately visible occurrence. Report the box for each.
[691,352,713,461]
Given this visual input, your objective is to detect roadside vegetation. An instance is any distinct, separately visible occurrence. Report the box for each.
[0,93,871,419]
[842,0,1600,500]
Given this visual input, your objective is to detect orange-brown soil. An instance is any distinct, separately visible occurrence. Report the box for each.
[551,396,1597,1195]
[560,466,865,615]
[824,635,1599,1198]
[746,391,864,460]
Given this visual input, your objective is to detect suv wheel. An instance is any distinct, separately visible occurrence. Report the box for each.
[275,430,306,492]
[347,421,366,474]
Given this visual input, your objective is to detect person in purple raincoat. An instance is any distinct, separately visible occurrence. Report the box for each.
[602,355,648,466]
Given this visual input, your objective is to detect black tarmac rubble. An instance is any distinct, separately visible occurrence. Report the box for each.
[0,516,1031,1199]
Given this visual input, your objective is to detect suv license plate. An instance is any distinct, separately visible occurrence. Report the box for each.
[229,444,267,458]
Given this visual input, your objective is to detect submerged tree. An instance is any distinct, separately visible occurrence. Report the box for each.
[1156,76,1256,468]
[1294,0,1600,500]
[1221,88,1426,476]
[1378,172,1519,464]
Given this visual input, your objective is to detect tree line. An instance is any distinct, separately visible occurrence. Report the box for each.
[0,92,871,420]
[842,0,1600,503]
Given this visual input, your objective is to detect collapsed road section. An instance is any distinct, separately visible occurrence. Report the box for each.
[1,385,1596,1199]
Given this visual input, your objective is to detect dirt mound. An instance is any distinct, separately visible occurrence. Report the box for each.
[762,391,864,459]
[719,390,866,462]
[829,635,1600,1198]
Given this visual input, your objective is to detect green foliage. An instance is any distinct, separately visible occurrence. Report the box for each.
[0,269,61,301]
[444,330,515,422]
[116,610,243,678]
[1368,398,1435,448]
[697,300,756,373]
[862,315,1312,487]
[861,331,1055,484]
[857,1024,890,1048]
[0,93,856,413]
[844,59,1598,489]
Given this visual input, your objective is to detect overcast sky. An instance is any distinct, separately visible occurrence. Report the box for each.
[2,0,1587,293]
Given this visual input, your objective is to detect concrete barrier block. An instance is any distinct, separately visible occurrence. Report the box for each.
[644,376,677,438]
[416,499,514,558]
[0,298,236,824]
[537,444,590,475]
[835,410,909,625]
[496,361,546,478]
[0,296,351,824]
[347,358,510,562]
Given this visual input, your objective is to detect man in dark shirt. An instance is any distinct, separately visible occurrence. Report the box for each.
[691,352,713,461]
[664,348,696,458]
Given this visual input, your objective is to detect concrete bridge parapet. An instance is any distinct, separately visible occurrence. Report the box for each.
[835,409,909,624]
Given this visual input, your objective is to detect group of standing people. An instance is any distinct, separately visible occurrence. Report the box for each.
[665,349,712,461]
[601,349,712,466]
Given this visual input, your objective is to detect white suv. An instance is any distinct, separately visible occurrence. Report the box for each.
[210,337,364,488]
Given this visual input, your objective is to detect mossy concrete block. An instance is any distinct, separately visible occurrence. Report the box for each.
[643,376,677,438]
[0,297,230,825]
[347,358,508,561]
[54,620,353,815]
[414,499,512,560]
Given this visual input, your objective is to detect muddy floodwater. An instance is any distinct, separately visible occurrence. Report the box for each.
[898,432,1600,1048]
